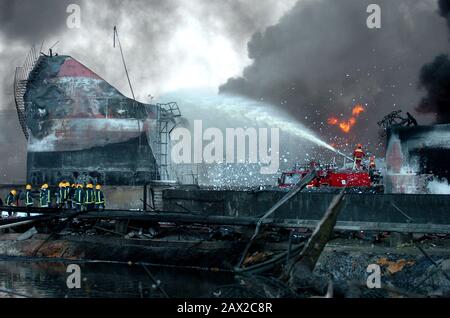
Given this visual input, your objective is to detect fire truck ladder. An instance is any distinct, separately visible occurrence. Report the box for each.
[13,46,40,140]
[155,102,181,180]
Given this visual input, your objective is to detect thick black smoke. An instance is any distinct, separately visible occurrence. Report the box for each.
[417,54,450,123]
[439,0,450,23]
[220,0,449,152]
[417,0,450,123]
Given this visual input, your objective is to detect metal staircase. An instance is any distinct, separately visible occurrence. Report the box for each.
[155,102,181,180]
[14,46,40,140]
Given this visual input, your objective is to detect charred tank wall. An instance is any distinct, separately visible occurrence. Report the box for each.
[27,133,159,186]
[22,54,162,186]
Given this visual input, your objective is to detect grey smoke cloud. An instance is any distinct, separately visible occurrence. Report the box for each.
[0,0,294,107]
[0,110,26,183]
[220,0,450,154]
[0,0,76,43]
[69,0,296,99]
[0,0,294,183]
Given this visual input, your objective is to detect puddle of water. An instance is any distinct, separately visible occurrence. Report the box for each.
[0,260,234,298]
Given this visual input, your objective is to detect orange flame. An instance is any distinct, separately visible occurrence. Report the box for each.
[339,121,351,133]
[327,104,366,134]
[327,117,338,125]
[352,104,365,116]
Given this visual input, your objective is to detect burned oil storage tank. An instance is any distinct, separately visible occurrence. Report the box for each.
[14,48,180,185]
[385,124,450,194]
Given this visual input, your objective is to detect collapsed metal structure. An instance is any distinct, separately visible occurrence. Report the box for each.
[14,46,181,186]
[384,124,450,193]
[375,110,450,194]
[377,110,418,135]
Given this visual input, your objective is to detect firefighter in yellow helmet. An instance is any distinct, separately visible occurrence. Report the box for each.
[23,184,35,217]
[25,184,35,208]
[64,181,71,208]
[39,183,51,208]
[56,182,65,208]
[68,183,76,209]
[5,189,17,206]
[74,184,85,212]
[5,189,18,216]
[95,184,105,211]
[85,183,95,211]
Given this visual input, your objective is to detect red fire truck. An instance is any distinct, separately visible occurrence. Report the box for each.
[278,162,382,192]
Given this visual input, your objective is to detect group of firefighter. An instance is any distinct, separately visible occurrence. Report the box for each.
[3,181,105,212]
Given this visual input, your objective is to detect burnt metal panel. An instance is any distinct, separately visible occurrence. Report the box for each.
[27,133,159,186]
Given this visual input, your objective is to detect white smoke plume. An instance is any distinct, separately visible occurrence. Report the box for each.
[427,178,450,194]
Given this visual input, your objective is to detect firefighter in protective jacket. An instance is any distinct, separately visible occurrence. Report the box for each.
[95,184,105,211]
[39,184,51,208]
[353,144,365,170]
[85,183,95,211]
[74,184,85,212]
